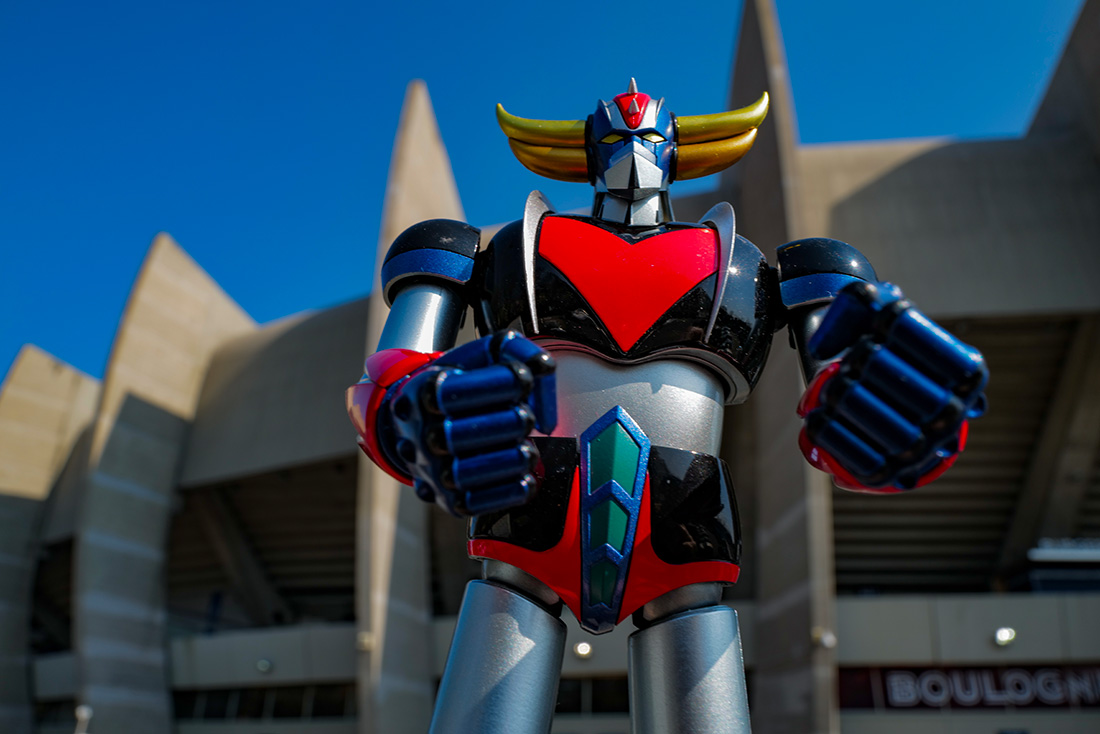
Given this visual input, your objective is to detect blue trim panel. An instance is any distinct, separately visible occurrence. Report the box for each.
[780,272,866,309]
[381,248,475,305]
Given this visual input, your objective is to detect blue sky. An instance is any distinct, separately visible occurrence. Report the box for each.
[0,0,1086,382]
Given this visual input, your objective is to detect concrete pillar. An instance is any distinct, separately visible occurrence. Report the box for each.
[357,80,464,734]
[1030,0,1100,157]
[75,400,185,731]
[0,346,99,734]
[727,0,804,246]
[751,342,838,734]
[0,494,40,734]
[73,234,254,733]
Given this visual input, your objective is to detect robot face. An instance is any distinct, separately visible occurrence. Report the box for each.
[589,88,675,201]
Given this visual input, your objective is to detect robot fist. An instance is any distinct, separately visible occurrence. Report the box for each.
[797,282,987,492]
[367,331,556,516]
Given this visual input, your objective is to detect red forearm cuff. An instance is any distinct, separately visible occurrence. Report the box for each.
[346,348,442,485]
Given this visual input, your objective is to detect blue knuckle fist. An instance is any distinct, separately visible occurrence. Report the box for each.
[804,282,988,489]
[385,331,556,516]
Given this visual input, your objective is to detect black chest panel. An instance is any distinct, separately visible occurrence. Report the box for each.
[472,214,778,398]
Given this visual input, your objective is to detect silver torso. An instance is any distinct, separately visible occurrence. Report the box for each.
[540,349,726,455]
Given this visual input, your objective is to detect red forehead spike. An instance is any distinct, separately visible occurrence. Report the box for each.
[613,88,651,129]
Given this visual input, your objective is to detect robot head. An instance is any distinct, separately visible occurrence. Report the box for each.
[497,80,769,223]
[588,79,675,202]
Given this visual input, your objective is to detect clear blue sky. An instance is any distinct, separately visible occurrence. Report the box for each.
[0,0,1086,381]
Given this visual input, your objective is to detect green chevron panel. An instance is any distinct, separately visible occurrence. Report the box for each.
[590,498,629,552]
[590,559,618,607]
[588,422,640,496]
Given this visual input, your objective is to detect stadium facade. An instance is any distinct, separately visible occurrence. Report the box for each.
[2,1,1099,732]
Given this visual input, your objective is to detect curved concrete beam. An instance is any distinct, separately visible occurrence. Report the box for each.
[0,345,99,501]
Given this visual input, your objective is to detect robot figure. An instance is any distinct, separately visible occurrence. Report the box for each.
[347,80,987,734]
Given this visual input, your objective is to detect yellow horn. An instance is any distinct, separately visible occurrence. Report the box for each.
[496,104,586,147]
[676,92,769,145]
[675,129,758,180]
[507,140,589,183]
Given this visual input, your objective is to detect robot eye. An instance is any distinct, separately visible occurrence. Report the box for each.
[599,133,623,144]
[642,132,666,143]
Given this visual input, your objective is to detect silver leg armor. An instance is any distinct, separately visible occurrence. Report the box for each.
[628,584,751,734]
[430,577,566,734]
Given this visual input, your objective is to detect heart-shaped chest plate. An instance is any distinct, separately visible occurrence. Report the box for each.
[538,217,719,351]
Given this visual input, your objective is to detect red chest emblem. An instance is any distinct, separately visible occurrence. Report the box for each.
[538,217,719,351]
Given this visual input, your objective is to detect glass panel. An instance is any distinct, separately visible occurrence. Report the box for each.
[202,689,230,719]
[311,683,351,718]
[36,699,78,724]
[172,691,198,720]
[272,686,306,718]
[556,678,583,713]
[235,688,267,719]
[592,676,629,713]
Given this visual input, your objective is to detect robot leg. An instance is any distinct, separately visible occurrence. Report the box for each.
[429,563,566,734]
[628,583,751,734]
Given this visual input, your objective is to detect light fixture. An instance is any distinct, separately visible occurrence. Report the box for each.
[994,627,1017,647]
[573,641,593,659]
[811,626,838,649]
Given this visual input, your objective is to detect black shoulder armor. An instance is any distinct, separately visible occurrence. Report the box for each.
[380,219,481,306]
[776,238,876,311]
[706,233,778,399]
[776,237,878,380]
[472,219,524,335]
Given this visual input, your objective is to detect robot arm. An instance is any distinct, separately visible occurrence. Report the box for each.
[346,219,556,516]
[347,219,478,484]
[776,239,988,492]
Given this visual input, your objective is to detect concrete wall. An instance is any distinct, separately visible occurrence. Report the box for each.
[33,625,355,700]
[836,593,1100,665]
[797,135,1100,318]
[74,233,255,733]
[175,725,356,734]
[1030,0,1100,155]
[180,297,370,487]
[170,624,356,688]
[836,592,1100,734]
[841,712,1100,734]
